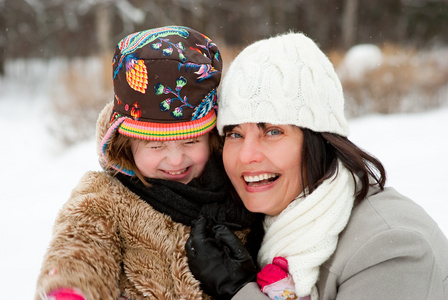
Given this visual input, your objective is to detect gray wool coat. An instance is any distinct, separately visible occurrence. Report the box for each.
[234,186,448,300]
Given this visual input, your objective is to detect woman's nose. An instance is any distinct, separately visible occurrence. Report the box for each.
[238,137,263,164]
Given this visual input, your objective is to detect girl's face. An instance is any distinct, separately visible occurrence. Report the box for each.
[131,133,210,184]
[223,123,304,216]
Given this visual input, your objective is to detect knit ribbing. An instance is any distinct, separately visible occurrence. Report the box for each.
[258,162,355,299]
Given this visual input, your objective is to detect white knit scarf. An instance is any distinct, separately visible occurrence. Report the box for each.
[258,162,356,299]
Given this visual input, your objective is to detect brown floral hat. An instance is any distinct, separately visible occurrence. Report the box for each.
[100,25,222,175]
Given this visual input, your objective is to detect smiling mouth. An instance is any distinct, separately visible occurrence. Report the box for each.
[243,173,279,187]
[165,168,188,175]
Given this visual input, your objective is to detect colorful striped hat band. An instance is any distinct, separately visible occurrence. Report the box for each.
[118,109,216,141]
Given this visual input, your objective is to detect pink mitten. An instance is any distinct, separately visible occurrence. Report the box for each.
[257,257,297,299]
[47,288,85,300]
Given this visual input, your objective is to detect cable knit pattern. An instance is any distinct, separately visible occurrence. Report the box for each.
[258,162,355,299]
[217,32,349,137]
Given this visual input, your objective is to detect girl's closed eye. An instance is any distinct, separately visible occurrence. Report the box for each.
[184,138,199,145]
[146,142,164,150]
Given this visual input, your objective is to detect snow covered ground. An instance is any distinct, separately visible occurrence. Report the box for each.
[0,58,447,299]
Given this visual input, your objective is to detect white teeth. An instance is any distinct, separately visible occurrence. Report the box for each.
[244,173,278,183]
[167,168,187,175]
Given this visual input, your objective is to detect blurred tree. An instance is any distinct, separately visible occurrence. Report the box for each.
[2,0,447,61]
[342,0,359,49]
[403,0,448,47]
[95,3,112,54]
[0,6,5,76]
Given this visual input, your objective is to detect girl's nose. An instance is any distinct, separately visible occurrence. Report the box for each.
[166,149,184,166]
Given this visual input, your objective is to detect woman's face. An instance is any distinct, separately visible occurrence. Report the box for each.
[223,123,304,216]
[131,133,210,184]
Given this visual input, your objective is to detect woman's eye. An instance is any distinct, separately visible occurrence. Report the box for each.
[225,132,242,139]
[267,128,282,136]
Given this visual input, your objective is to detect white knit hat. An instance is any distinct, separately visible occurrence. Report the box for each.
[217,32,349,136]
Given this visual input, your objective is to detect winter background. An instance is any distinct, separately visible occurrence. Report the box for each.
[0,46,447,299]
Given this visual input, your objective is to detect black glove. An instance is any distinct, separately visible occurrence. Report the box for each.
[186,216,257,300]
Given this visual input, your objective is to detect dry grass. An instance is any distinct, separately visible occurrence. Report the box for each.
[218,44,245,74]
[48,52,113,146]
[335,44,448,118]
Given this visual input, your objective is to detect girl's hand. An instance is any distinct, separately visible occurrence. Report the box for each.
[257,257,298,299]
[46,288,85,300]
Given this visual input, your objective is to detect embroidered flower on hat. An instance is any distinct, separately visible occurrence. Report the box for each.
[125,55,148,93]
[156,76,193,119]
[151,37,187,62]
[130,102,141,121]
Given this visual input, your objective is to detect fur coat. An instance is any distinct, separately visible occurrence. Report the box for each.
[35,102,252,299]
[35,170,250,299]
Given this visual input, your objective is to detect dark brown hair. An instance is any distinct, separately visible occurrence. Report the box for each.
[301,128,386,203]
[105,127,223,185]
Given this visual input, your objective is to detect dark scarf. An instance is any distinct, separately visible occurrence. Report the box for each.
[116,156,265,262]
[115,157,255,230]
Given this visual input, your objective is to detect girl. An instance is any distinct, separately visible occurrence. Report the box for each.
[35,26,261,300]
[186,31,448,300]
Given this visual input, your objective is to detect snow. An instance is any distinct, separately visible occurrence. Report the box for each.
[1,57,447,299]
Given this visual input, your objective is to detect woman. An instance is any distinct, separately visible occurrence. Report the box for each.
[186,32,448,300]
[35,26,262,300]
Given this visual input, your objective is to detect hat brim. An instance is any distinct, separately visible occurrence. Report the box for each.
[118,109,216,141]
